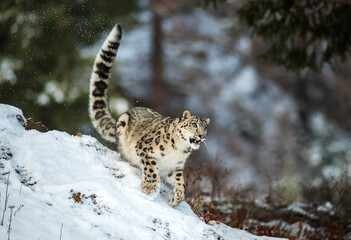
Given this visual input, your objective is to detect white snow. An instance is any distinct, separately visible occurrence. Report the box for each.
[0,104,285,240]
[287,203,317,219]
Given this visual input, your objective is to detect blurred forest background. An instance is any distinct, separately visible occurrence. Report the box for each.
[1,0,351,238]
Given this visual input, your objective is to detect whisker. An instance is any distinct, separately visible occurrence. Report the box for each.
[203,141,209,152]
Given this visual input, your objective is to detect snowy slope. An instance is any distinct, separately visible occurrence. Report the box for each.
[0,104,284,240]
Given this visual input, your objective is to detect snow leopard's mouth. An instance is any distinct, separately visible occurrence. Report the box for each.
[189,136,206,145]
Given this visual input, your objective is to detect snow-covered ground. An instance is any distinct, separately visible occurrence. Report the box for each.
[0,104,285,240]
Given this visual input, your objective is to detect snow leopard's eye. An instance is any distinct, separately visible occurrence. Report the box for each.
[204,126,208,131]
[192,123,198,129]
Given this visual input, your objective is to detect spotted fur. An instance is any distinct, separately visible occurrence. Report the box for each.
[89,24,210,207]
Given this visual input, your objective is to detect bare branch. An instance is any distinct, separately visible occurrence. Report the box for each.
[1,173,10,226]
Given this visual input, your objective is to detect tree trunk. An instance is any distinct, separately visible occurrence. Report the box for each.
[295,77,310,135]
[151,11,166,115]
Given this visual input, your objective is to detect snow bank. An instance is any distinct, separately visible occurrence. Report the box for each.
[0,104,284,240]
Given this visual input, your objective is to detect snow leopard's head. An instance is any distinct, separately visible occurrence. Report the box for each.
[178,110,210,150]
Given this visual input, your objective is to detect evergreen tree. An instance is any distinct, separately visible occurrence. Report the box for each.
[0,0,138,133]
[237,0,351,72]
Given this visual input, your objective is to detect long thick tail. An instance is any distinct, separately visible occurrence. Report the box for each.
[89,24,122,142]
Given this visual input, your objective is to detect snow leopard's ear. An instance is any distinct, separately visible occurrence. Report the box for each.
[204,118,210,125]
[181,110,192,121]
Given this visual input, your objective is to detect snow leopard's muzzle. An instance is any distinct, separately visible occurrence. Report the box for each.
[189,135,206,149]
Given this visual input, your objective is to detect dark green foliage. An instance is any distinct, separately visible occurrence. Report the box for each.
[237,0,351,72]
[197,0,227,9]
[0,0,138,133]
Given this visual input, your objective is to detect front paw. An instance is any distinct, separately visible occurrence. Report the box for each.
[168,190,185,207]
[140,180,160,200]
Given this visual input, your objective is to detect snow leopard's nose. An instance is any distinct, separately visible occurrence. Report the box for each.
[199,135,205,139]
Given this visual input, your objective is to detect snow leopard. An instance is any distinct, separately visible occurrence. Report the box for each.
[89,24,210,207]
